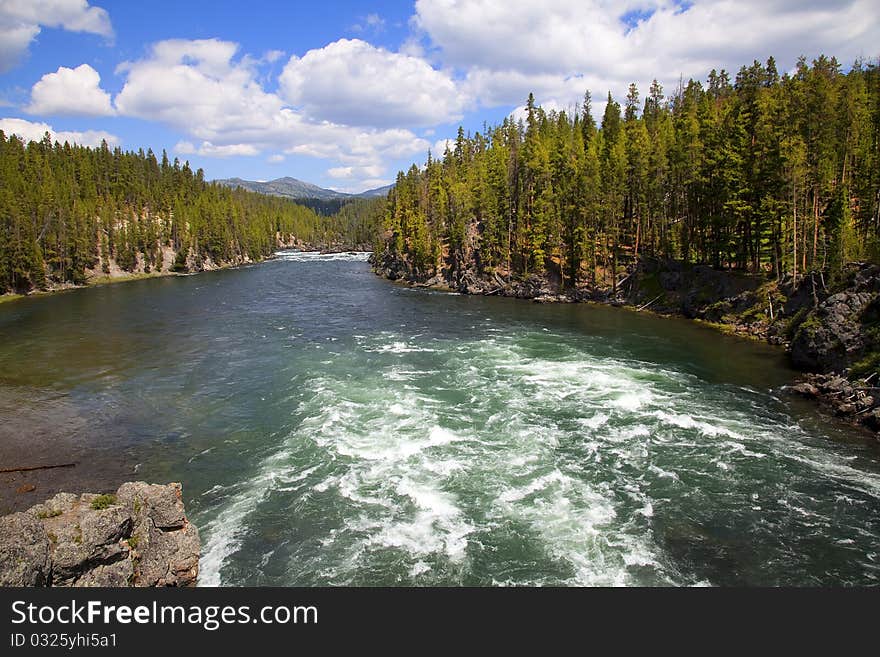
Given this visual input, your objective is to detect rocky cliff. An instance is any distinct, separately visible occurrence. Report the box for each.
[0,482,198,587]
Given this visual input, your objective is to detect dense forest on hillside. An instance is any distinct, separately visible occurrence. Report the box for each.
[378,56,880,289]
[0,134,377,294]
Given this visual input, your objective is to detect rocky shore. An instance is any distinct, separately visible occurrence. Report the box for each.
[791,374,880,433]
[373,250,880,438]
[0,235,370,305]
[0,482,198,587]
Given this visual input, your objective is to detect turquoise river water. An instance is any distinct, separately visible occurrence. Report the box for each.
[1,251,879,586]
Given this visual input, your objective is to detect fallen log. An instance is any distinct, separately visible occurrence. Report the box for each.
[0,462,76,474]
[637,294,664,312]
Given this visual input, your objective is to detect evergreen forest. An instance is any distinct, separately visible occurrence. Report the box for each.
[0,134,375,294]
[379,56,880,289]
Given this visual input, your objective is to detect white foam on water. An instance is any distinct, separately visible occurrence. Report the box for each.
[498,470,568,503]
[369,341,437,354]
[410,561,432,577]
[648,464,681,481]
[274,250,371,262]
[198,324,880,587]
[651,410,744,438]
[612,392,650,411]
[578,413,609,430]
[198,471,275,586]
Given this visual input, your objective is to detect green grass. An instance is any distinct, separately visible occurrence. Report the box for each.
[86,271,170,286]
[0,293,26,305]
[851,350,880,379]
[90,494,117,510]
[792,312,823,343]
[785,307,809,341]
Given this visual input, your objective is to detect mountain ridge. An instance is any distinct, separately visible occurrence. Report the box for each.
[215,176,392,200]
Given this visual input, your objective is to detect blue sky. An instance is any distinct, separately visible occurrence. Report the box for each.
[1,1,877,192]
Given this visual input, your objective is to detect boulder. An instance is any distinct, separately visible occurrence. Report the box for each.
[0,482,198,587]
[0,512,51,586]
[791,382,819,398]
[74,559,134,587]
[118,482,199,587]
[117,482,186,530]
[45,496,132,586]
[132,517,199,587]
[865,409,880,432]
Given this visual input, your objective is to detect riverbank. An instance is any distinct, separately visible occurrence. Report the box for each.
[1,271,184,305]
[0,267,242,306]
[0,240,370,305]
[372,251,880,437]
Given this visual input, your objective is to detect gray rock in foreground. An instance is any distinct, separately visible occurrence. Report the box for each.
[0,512,51,586]
[0,482,198,587]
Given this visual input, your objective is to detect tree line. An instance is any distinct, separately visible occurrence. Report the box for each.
[0,133,375,294]
[378,55,880,289]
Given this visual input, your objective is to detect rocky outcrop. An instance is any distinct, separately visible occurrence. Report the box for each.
[0,482,198,587]
[372,249,414,282]
[0,513,51,586]
[790,266,880,373]
[790,292,874,371]
[791,374,880,433]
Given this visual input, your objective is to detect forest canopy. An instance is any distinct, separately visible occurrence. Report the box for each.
[0,135,377,294]
[378,55,880,289]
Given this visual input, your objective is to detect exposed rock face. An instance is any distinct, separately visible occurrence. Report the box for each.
[371,249,412,282]
[116,482,199,587]
[0,482,198,587]
[790,292,874,371]
[790,266,880,373]
[0,513,51,586]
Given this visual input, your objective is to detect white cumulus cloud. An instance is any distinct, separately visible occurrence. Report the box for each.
[279,38,467,128]
[174,140,259,158]
[0,0,113,72]
[327,164,385,180]
[0,116,118,147]
[112,38,429,190]
[432,137,453,156]
[26,63,115,116]
[414,0,880,111]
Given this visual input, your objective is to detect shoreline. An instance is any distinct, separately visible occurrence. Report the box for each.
[1,270,188,305]
[0,244,369,306]
[384,270,781,344]
[0,268,225,306]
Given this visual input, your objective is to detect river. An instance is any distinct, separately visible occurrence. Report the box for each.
[1,251,879,586]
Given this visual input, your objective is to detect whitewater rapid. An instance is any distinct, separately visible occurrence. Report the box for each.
[197,327,880,586]
[5,248,875,586]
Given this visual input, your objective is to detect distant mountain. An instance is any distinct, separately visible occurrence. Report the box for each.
[215,176,392,200]
[357,183,394,198]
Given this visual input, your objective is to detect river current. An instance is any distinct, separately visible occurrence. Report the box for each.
[1,251,878,586]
